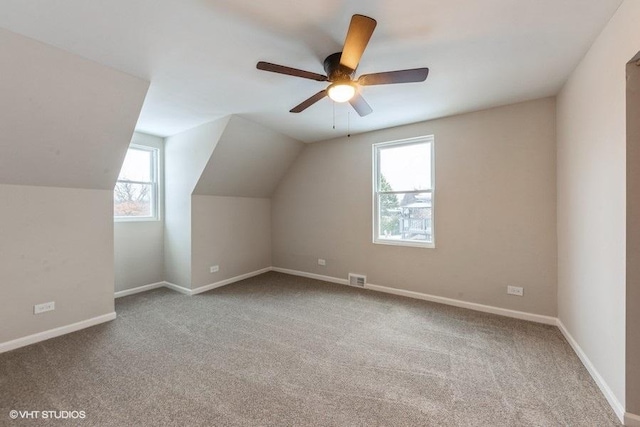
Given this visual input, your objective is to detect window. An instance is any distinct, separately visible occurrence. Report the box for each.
[114,145,159,220]
[373,136,435,248]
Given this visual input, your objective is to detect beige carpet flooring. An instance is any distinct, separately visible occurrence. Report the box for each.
[0,272,621,426]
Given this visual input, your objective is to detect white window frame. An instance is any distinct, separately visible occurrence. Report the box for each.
[114,144,160,222]
[372,135,435,248]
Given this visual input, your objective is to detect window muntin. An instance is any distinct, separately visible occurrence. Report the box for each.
[114,145,159,220]
[373,136,434,248]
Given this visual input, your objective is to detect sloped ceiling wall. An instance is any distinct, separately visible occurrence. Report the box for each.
[166,117,230,197]
[0,28,149,190]
[192,116,304,197]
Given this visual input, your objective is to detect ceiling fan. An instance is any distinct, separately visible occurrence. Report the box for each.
[256,14,429,117]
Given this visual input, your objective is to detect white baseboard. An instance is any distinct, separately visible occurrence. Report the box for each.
[191,267,272,295]
[114,281,165,298]
[0,312,116,354]
[626,412,640,427]
[365,282,557,325]
[163,281,192,295]
[162,267,273,296]
[272,267,555,325]
[271,267,348,286]
[556,319,625,423]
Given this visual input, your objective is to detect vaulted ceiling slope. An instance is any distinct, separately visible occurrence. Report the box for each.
[193,116,304,197]
[0,0,622,142]
[0,29,149,189]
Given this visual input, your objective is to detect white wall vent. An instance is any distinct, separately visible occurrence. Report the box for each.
[348,273,366,287]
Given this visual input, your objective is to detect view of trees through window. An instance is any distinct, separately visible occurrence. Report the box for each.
[375,138,434,246]
[114,147,157,218]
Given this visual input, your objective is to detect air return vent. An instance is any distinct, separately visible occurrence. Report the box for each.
[348,273,366,287]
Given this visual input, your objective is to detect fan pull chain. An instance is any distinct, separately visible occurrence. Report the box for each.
[347,111,351,138]
[332,101,336,130]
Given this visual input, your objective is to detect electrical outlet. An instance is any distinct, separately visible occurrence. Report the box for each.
[507,286,524,297]
[34,301,55,314]
[210,265,219,273]
[318,259,326,266]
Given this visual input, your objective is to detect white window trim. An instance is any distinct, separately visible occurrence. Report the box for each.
[114,144,160,222]
[372,135,435,249]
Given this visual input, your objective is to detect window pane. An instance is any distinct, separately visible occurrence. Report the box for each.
[118,148,152,182]
[379,142,431,191]
[114,182,152,217]
[378,192,433,242]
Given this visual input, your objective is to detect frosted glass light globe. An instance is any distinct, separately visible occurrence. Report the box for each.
[328,83,356,103]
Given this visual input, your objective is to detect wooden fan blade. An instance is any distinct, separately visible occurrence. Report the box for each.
[257,61,328,82]
[290,90,328,113]
[358,68,429,86]
[339,15,377,72]
[349,93,373,117]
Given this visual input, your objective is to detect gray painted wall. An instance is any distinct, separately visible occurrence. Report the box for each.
[114,133,165,292]
[164,118,229,288]
[165,115,302,290]
[272,98,557,316]
[556,0,640,410]
[191,196,271,287]
[0,30,148,343]
[189,117,302,288]
[0,185,116,343]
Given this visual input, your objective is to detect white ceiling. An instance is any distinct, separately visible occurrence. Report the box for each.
[0,0,622,142]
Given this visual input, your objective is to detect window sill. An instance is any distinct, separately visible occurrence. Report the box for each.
[373,239,435,249]
[114,217,160,223]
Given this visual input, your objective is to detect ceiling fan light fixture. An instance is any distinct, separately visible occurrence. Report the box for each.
[256,14,428,116]
[327,82,356,103]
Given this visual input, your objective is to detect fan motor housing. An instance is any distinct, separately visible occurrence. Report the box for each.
[324,52,354,82]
